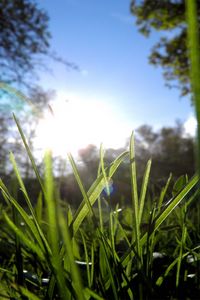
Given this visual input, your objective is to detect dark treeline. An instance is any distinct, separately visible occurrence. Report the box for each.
[62,121,195,207]
[1,120,195,208]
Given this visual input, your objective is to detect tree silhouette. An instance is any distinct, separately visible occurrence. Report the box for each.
[130,0,199,96]
[0,0,51,87]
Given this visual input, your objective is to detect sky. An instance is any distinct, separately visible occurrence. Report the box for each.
[33,0,196,156]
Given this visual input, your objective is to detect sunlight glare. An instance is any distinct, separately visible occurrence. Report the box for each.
[34,92,131,158]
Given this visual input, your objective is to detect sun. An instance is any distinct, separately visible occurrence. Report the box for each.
[34,92,131,158]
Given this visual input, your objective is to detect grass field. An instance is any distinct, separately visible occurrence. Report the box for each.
[0,118,199,299]
[0,0,200,299]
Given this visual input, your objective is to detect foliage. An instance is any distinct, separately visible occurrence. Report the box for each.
[0,0,50,87]
[135,122,195,185]
[72,122,195,207]
[130,0,200,96]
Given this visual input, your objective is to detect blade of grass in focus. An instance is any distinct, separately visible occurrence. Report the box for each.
[71,150,128,235]
[138,159,151,224]
[129,132,142,264]
[9,153,51,255]
[121,173,199,266]
[185,0,200,173]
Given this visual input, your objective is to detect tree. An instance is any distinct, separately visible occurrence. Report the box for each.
[130,0,199,96]
[0,0,51,87]
[135,122,195,186]
[0,1,80,187]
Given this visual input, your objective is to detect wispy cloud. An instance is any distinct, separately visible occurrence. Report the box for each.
[111,12,133,25]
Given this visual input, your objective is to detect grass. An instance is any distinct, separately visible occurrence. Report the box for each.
[0,115,199,299]
[0,0,199,299]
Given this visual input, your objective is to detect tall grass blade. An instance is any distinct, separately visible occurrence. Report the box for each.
[3,212,45,261]
[0,180,50,255]
[35,193,43,225]
[157,173,172,213]
[139,159,151,224]
[17,286,41,300]
[129,132,141,261]
[84,288,105,300]
[185,0,200,172]
[68,153,95,217]
[121,174,199,265]
[80,230,92,287]
[97,161,104,232]
[12,206,24,286]
[99,239,119,300]
[100,144,110,196]
[154,174,198,231]
[9,154,51,255]
[58,207,84,300]
[72,151,128,235]
[44,151,68,300]
[13,114,45,193]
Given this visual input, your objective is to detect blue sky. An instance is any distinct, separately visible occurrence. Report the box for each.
[35,0,195,152]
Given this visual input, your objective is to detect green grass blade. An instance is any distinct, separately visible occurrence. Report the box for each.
[176,221,187,287]
[0,186,47,254]
[13,114,45,193]
[8,154,51,255]
[100,144,110,196]
[58,207,84,300]
[154,174,198,231]
[186,0,200,172]
[68,153,95,217]
[99,239,119,300]
[35,192,43,225]
[130,132,141,261]
[139,159,151,224]
[121,174,199,265]
[3,211,45,261]
[185,19,200,295]
[80,230,92,287]
[84,288,105,300]
[44,151,69,300]
[90,243,95,288]
[156,246,199,287]
[157,173,172,213]
[97,161,104,232]
[72,151,128,235]
[12,205,24,286]
[17,286,41,300]
[44,151,57,250]
[10,152,35,215]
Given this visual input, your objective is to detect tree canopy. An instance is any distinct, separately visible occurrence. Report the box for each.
[130,0,200,96]
[0,0,51,87]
